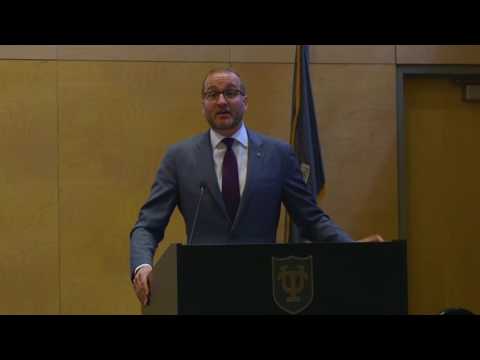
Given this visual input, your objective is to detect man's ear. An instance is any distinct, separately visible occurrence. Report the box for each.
[243,95,248,110]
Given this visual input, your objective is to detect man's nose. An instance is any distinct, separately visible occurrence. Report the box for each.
[216,93,228,104]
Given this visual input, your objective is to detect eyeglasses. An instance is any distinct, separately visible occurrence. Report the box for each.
[203,89,244,101]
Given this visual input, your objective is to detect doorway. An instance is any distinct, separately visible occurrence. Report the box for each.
[399,66,480,314]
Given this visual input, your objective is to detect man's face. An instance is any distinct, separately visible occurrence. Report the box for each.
[202,72,248,136]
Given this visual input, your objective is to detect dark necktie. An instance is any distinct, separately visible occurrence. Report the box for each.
[222,138,240,221]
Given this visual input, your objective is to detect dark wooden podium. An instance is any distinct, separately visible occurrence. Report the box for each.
[143,240,407,315]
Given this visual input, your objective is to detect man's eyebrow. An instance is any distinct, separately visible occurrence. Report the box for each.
[206,85,239,91]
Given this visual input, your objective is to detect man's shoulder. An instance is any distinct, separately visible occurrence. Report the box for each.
[247,128,292,150]
[159,132,208,165]
[168,132,208,152]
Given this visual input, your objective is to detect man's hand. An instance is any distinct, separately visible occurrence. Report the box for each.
[133,266,153,306]
[357,234,385,243]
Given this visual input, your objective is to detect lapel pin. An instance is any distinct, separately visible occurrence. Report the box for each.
[256,152,262,158]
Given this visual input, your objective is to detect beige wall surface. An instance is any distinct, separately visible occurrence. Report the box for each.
[310,46,395,64]
[397,45,480,64]
[310,64,398,239]
[0,46,57,60]
[0,61,59,314]
[57,46,230,62]
[4,45,480,65]
[0,45,396,64]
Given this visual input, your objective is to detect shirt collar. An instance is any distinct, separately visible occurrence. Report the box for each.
[210,121,248,150]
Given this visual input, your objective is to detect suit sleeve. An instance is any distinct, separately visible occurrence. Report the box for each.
[129,147,179,277]
[281,144,353,243]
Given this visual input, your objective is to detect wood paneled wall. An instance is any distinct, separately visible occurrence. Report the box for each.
[0,61,59,314]
[3,45,480,64]
[397,45,480,64]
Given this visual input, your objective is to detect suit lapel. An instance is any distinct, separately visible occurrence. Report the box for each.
[195,131,230,221]
[232,129,264,230]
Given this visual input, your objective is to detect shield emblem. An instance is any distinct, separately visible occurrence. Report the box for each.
[272,256,314,315]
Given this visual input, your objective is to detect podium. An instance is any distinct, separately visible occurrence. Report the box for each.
[143,240,407,315]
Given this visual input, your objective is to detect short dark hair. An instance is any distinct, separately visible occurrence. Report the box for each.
[201,68,247,97]
[440,308,475,315]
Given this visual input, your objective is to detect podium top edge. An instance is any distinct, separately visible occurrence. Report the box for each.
[175,239,406,248]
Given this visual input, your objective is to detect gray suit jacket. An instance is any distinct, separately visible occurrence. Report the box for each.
[130,128,352,275]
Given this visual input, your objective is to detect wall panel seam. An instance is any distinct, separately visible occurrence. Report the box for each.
[56,59,62,315]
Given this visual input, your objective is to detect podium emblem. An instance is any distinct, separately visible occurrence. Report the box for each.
[272,256,314,315]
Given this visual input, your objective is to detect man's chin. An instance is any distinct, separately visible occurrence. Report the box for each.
[213,124,235,130]
[210,119,240,131]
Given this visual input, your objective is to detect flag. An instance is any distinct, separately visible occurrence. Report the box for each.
[285,45,325,243]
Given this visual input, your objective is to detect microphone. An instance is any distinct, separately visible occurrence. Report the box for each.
[187,182,206,245]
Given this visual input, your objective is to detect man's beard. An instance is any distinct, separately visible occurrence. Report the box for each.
[207,115,242,131]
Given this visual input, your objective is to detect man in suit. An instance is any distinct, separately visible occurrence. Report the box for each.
[130,68,383,305]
